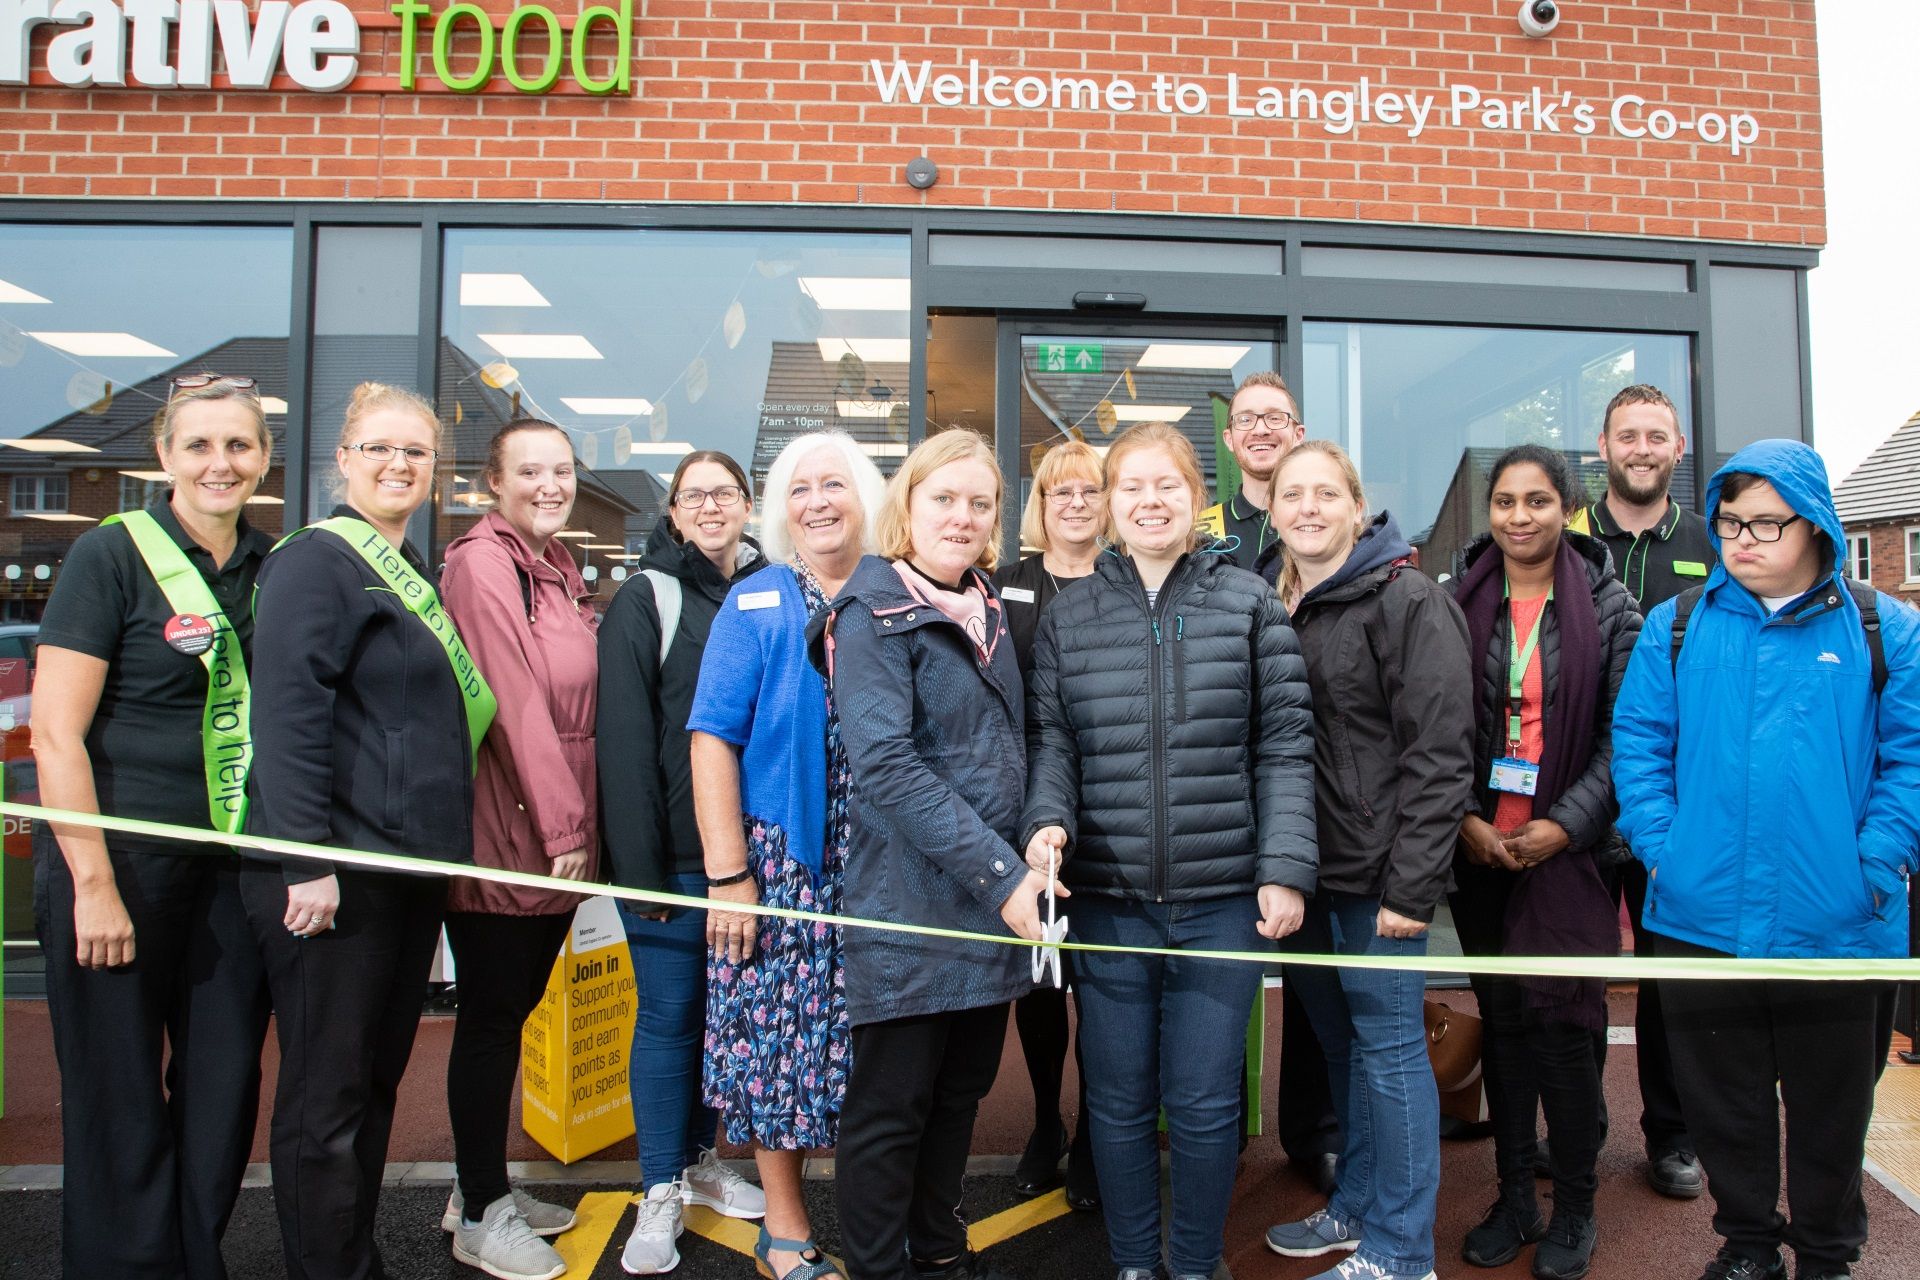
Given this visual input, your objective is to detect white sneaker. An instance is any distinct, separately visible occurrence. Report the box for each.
[621,1182,685,1275]
[442,1185,578,1238]
[452,1194,566,1280]
[680,1147,766,1220]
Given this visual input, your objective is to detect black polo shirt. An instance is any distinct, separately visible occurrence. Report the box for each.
[1203,489,1279,570]
[1573,495,1718,612]
[36,499,272,841]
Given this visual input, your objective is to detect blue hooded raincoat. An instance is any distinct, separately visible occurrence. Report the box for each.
[1612,438,1920,959]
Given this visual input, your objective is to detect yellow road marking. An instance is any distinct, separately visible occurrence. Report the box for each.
[679,1203,763,1259]
[557,1191,632,1277]
[968,1188,1074,1250]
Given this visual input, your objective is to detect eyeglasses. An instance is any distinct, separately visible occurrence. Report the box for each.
[345,442,437,466]
[673,485,745,509]
[1045,485,1103,506]
[170,373,257,398]
[1228,410,1300,434]
[1711,513,1803,543]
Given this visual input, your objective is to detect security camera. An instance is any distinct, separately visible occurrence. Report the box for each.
[1518,0,1560,38]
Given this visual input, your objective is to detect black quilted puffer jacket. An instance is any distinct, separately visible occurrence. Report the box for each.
[1020,544,1318,901]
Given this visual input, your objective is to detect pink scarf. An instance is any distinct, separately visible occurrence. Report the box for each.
[892,560,997,664]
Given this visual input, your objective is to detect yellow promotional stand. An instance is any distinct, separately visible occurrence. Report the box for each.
[521,894,638,1162]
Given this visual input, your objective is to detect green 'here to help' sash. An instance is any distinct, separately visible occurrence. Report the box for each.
[309,517,497,773]
[102,510,252,833]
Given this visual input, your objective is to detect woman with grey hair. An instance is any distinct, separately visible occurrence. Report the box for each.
[684,430,885,1280]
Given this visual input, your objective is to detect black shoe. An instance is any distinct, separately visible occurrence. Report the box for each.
[1797,1273,1849,1280]
[1463,1194,1547,1268]
[1064,1130,1099,1211]
[1531,1137,1552,1178]
[1648,1149,1705,1199]
[1699,1248,1786,1280]
[1011,1122,1068,1198]
[912,1250,1018,1280]
[1300,1151,1339,1196]
[1531,1212,1597,1280]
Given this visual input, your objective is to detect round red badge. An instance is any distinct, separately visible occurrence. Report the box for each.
[164,613,216,656]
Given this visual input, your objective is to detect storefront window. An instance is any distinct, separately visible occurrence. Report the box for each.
[0,222,294,956]
[1302,322,1692,576]
[438,229,909,591]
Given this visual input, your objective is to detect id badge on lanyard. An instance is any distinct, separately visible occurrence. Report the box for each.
[1491,580,1550,797]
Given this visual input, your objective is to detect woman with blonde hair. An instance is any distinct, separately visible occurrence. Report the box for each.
[812,429,1044,1280]
[1021,422,1317,1280]
[243,382,489,1280]
[686,429,885,1280]
[993,439,1103,1205]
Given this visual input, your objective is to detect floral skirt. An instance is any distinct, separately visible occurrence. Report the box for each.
[701,815,848,1149]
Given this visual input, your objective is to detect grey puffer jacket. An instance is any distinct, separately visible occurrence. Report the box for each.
[1021,544,1318,901]
[1452,530,1642,854]
[808,555,1033,1027]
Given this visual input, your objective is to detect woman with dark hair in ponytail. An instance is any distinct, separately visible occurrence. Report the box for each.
[1448,444,1641,1280]
[437,418,601,1280]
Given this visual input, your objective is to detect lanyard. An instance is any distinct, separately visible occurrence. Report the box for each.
[306,518,498,774]
[101,511,252,833]
[1504,577,1553,752]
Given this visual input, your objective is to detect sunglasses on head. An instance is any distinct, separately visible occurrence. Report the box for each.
[169,374,258,398]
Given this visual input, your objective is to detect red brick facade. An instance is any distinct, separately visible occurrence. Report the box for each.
[1846,519,1920,601]
[4,0,1822,243]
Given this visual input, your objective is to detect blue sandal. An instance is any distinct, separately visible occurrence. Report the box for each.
[754,1225,846,1280]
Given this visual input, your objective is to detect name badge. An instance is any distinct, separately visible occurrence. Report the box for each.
[1001,586,1036,604]
[737,590,781,611]
[1489,757,1540,796]
[1673,560,1709,577]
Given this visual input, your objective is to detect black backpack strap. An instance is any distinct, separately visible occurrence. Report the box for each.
[1844,577,1888,696]
[1669,584,1707,675]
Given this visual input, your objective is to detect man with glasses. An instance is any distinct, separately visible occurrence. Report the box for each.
[1567,384,1717,1201]
[1199,371,1306,570]
[1612,439,1920,1280]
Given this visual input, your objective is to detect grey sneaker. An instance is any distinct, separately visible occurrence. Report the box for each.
[452,1195,566,1280]
[442,1185,577,1238]
[1306,1258,1436,1280]
[681,1147,766,1219]
[621,1183,685,1275]
[1266,1209,1362,1258]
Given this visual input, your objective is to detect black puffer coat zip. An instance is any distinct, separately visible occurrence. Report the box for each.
[1451,529,1642,854]
[1287,513,1476,922]
[1021,544,1317,901]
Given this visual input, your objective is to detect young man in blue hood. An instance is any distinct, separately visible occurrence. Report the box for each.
[1612,438,1920,1280]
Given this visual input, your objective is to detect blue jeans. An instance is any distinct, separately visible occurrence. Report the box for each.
[622,874,720,1191]
[1284,891,1439,1277]
[1070,895,1269,1277]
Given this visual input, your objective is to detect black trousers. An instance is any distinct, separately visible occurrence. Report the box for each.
[1452,864,1605,1219]
[34,834,270,1280]
[1658,933,1896,1273]
[1617,857,1691,1155]
[837,1002,1011,1279]
[241,863,445,1280]
[1012,960,1089,1143]
[1276,979,1340,1162]
[444,910,572,1212]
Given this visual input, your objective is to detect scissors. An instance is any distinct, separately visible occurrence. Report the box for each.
[1031,861,1069,989]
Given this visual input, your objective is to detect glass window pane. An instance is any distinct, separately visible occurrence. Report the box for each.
[1302,245,1689,292]
[309,227,424,519]
[0,221,293,952]
[1708,265,1803,454]
[1303,322,1691,578]
[933,234,1283,274]
[438,229,908,592]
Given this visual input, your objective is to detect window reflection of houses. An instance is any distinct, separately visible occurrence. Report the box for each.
[750,340,913,512]
[0,337,290,622]
[1021,345,1238,500]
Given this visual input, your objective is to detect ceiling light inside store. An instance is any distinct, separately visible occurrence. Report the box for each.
[798,277,910,311]
[835,400,900,418]
[477,333,603,360]
[860,442,910,458]
[562,397,654,416]
[260,396,288,415]
[22,512,97,522]
[583,543,626,550]
[1135,343,1251,370]
[3,438,101,453]
[119,469,171,481]
[621,442,694,457]
[816,337,910,365]
[555,530,593,539]
[246,495,285,505]
[461,274,551,308]
[27,331,176,358]
[0,278,50,304]
[1112,404,1192,423]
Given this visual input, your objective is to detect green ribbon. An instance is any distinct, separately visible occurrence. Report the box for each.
[101,511,251,833]
[302,517,498,773]
[8,800,1919,982]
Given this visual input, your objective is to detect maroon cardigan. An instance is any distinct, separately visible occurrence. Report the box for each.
[440,511,600,916]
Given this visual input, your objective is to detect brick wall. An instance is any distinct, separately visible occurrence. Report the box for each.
[2,0,1822,242]
[1847,519,1920,600]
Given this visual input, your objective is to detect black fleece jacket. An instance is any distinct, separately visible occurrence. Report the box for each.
[597,518,762,890]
